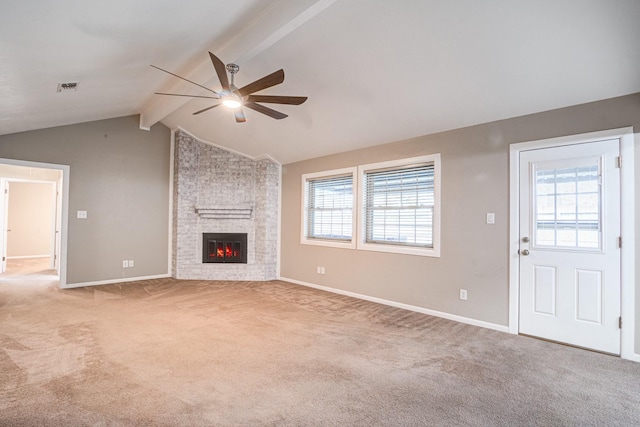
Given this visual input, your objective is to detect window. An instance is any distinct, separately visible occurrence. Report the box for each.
[533,159,602,250]
[358,155,440,257]
[301,168,356,248]
[300,155,441,257]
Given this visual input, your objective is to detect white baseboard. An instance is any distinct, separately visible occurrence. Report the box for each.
[63,273,171,289]
[626,353,640,363]
[279,276,509,333]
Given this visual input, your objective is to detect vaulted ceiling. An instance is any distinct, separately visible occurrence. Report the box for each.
[1,0,639,164]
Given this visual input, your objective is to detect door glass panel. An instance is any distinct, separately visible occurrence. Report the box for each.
[534,162,601,249]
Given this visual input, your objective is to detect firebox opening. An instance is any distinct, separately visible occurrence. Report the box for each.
[202,233,247,263]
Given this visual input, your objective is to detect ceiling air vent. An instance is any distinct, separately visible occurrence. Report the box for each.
[57,82,79,92]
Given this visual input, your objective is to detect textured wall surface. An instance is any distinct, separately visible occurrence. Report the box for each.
[0,115,171,285]
[173,130,279,280]
[280,93,640,351]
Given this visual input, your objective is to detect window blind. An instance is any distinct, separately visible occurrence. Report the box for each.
[364,163,434,247]
[305,174,353,241]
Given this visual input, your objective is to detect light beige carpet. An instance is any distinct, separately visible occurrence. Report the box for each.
[1,260,640,426]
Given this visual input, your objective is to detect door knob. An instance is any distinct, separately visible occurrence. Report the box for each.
[521,249,530,256]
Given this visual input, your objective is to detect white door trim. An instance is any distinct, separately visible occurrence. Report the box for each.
[509,127,636,361]
[0,158,70,288]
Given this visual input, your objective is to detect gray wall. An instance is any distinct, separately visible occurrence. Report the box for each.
[0,115,171,284]
[280,93,640,352]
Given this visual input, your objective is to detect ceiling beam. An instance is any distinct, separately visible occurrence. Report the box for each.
[139,0,337,131]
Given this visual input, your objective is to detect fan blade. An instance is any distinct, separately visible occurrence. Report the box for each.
[246,95,307,105]
[234,109,247,123]
[155,92,219,100]
[244,102,288,120]
[150,65,219,96]
[238,69,285,97]
[193,104,221,115]
[209,52,230,91]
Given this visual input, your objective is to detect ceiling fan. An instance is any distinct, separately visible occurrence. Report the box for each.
[151,52,307,123]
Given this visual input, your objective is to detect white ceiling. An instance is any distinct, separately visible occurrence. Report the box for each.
[1,0,639,164]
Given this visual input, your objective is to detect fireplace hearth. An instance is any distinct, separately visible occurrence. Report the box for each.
[202,233,247,263]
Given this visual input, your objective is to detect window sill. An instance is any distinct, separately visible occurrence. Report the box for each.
[356,241,440,257]
[301,237,356,250]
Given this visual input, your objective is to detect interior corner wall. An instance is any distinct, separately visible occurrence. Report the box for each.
[0,115,172,285]
[280,92,640,352]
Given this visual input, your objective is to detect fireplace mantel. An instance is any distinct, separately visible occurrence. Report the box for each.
[195,207,253,220]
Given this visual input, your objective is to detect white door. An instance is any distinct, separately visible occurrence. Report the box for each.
[0,179,7,273]
[53,178,63,272]
[518,139,621,354]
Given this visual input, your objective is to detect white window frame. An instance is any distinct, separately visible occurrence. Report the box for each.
[357,154,441,257]
[301,167,357,249]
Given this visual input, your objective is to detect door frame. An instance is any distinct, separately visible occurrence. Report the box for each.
[509,127,636,361]
[0,158,69,287]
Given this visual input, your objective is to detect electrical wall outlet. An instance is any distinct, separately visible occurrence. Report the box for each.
[122,260,129,268]
[459,289,468,300]
[77,210,88,219]
[128,260,134,267]
[317,266,326,275]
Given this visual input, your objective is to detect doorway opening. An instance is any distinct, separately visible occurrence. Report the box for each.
[0,159,69,287]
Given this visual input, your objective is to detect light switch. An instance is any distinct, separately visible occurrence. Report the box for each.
[486,212,495,224]
[77,210,88,219]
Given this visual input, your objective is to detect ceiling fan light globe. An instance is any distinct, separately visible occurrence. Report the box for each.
[222,98,242,109]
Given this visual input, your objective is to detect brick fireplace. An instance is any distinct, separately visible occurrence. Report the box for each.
[172,130,279,280]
